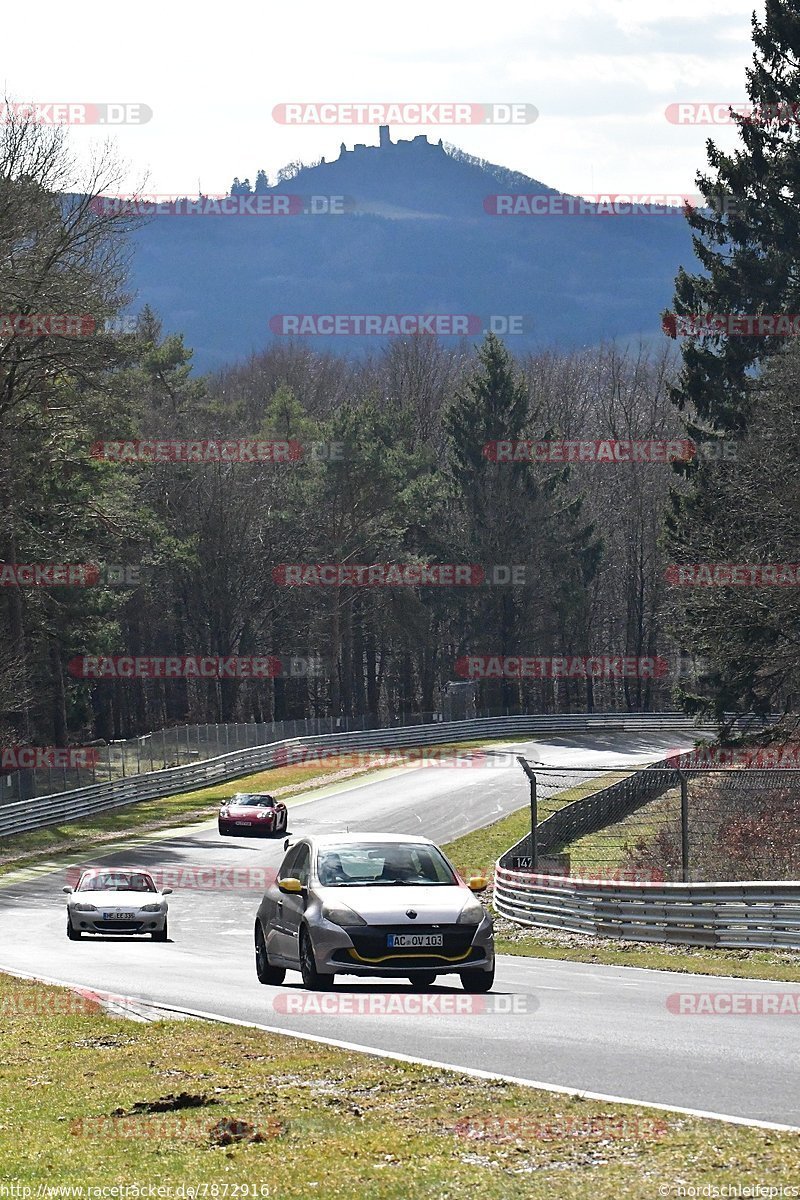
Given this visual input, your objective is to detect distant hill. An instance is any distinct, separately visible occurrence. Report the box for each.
[122,129,696,372]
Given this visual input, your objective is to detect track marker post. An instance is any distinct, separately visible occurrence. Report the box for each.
[517,756,538,871]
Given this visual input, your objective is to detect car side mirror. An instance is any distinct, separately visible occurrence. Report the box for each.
[467,876,488,893]
[283,837,291,850]
[278,877,304,895]
[62,886,73,893]
[161,888,173,896]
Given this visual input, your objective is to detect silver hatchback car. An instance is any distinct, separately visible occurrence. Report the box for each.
[254,833,494,991]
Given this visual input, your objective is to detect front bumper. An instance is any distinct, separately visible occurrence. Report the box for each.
[219,818,278,836]
[310,918,495,977]
[69,911,167,935]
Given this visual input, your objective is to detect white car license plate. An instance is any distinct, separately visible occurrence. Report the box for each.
[235,821,253,826]
[103,912,134,920]
[387,933,443,948]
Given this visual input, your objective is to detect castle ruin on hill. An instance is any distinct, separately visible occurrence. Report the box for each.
[336,125,444,159]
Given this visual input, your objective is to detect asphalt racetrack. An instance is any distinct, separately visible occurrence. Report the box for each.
[2,732,797,1129]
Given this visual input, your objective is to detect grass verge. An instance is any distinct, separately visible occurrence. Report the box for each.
[1,971,798,1197]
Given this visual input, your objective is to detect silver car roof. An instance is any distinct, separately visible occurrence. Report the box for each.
[295,832,437,848]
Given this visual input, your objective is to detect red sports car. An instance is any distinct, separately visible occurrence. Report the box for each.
[218,792,288,837]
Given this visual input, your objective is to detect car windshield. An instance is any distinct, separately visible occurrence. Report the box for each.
[231,795,274,807]
[78,872,156,892]
[316,843,457,887]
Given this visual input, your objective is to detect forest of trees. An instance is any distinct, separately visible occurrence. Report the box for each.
[3,0,800,751]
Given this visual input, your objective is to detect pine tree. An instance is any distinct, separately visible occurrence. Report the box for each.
[666,0,800,719]
[668,0,800,435]
[443,334,602,710]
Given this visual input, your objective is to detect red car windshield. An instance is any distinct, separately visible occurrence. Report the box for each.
[229,795,275,807]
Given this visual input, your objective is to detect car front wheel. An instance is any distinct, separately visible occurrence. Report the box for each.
[300,928,333,991]
[66,916,81,940]
[255,924,285,985]
[460,966,494,993]
[151,919,168,942]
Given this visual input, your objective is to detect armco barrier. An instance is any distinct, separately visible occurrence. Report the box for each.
[493,870,800,950]
[0,712,707,838]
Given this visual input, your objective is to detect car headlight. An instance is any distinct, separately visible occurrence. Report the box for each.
[456,897,486,926]
[321,901,367,927]
[72,903,97,912]
[140,903,163,912]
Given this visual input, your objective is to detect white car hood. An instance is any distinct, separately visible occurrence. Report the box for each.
[69,891,163,908]
[318,884,472,925]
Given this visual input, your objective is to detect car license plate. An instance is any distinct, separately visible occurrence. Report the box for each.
[387,933,443,948]
[103,912,134,920]
[235,821,253,826]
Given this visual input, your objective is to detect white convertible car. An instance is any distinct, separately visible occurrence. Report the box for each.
[64,868,172,941]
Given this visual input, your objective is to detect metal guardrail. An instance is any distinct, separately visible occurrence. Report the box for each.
[0,711,707,839]
[493,870,800,950]
[494,740,800,950]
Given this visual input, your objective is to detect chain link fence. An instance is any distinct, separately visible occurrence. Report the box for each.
[0,712,446,804]
[504,764,800,884]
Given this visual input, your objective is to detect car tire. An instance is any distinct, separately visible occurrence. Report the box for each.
[151,919,168,942]
[460,966,494,993]
[66,916,81,940]
[408,972,437,989]
[300,928,333,991]
[255,924,286,985]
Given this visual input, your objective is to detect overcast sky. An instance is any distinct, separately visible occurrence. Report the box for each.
[2,0,764,197]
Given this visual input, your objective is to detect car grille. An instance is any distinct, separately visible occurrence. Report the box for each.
[92,920,146,932]
[335,924,479,966]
